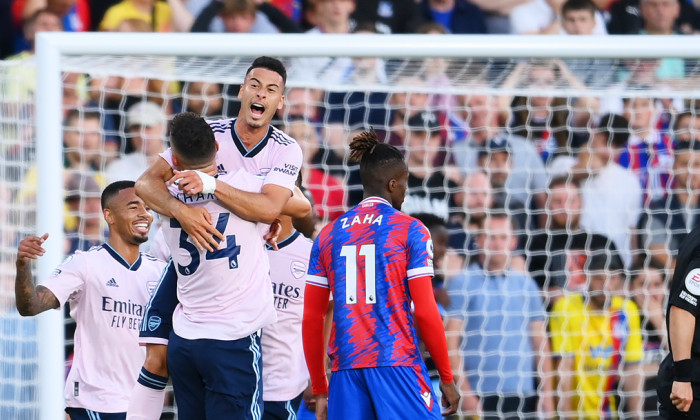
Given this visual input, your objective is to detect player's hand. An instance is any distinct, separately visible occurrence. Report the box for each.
[439,380,460,416]
[671,381,693,412]
[264,219,282,250]
[172,205,224,252]
[16,233,49,266]
[460,391,480,418]
[314,394,328,420]
[169,168,217,196]
[302,384,317,412]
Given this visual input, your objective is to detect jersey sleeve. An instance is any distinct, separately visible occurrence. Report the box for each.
[158,149,175,168]
[264,141,302,192]
[549,297,577,357]
[406,220,434,281]
[41,253,87,308]
[668,258,700,315]
[306,235,328,289]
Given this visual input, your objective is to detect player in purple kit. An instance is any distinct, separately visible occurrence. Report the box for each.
[14,181,167,420]
[302,130,460,420]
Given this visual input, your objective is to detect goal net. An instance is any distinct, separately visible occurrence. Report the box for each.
[1,33,697,419]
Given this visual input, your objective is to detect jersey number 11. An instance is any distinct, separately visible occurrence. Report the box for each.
[341,244,376,305]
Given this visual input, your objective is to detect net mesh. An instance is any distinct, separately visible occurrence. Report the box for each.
[3,49,700,418]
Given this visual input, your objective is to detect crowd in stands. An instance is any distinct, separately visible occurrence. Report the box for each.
[2,0,700,417]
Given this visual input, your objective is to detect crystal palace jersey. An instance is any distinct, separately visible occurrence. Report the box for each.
[42,244,166,413]
[160,118,302,194]
[307,197,434,371]
[159,166,276,341]
[262,231,313,402]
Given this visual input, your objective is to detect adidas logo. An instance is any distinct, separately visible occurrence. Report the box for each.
[217,164,227,175]
[421,391,432,408]
[106,278,119,287]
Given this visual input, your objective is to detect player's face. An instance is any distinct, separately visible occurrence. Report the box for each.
[390,167,409,210]
[107,188,153,245]
[238,68,285,129]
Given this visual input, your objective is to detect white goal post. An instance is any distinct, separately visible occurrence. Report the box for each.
[33,33,700,420]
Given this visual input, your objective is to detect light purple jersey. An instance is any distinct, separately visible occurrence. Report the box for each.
[159,164,276,340]
[262,231,312,401]
[42,245,166,412]
[160,118,302,195]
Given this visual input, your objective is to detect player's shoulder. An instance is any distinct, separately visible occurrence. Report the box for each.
[269,124,299,147]
[140,252,166,265]
[207,118,234,133]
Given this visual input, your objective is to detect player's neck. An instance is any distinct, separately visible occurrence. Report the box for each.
[107,237,141,265]
[362,192,391,204]
[234,119,269,150]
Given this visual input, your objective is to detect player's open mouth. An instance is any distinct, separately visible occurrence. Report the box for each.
[251,103,265,118]
[134,222,149,234]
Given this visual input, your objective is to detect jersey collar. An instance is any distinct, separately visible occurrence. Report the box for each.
[230,119,272,158]
[266,230,301,250]
[103,243,142,271]
[359,196,391,207]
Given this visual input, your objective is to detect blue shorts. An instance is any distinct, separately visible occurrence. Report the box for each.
[328,366,441,420]
[168,330,264,420]
[263,392,303,420]
[140,261,177,343]
[65,407,125,420]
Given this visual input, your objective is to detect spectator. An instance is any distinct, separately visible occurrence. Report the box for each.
[105,101,167,184]
[420,0,488,34]
[500,60,598,162]
[401,110,460,222]
[525,177,619,304]
[550,253,644,419]
[64,172,106,254]
[460,0,530,33]
[572,113,642,267]
[628,258,667,418]
[450,91,548,211]
[446,212,554,419]
[190,0,302,33]
[608,0,700,35]
[285,118,346,223]
[446,170,493,272]
[638,0,687,80]
[11,0,88,52]
[618,95,674,201]
[510,0,607,35]
[100,0,173,31]
[477,137,531,251]
[560,0,615,87]
[640,114,700,265]
[352,0,422,33]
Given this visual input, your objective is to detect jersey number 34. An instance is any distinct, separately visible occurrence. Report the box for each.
[170,214,241,276]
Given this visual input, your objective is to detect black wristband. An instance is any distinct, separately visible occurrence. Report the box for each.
[674,359,693,382]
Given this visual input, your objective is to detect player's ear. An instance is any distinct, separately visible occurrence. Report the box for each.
[215,141,220,152]
[103,208,114,226]
[277,94,285,111]
[387,177,397,193]
[172,154,180,168]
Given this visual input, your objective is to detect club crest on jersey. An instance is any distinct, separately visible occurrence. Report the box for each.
[291,261,307,279]
[148,316,162,332]
[426,239,434,258]
[147,281,158,296]
[685,268,700,296]
[421,390,432,409]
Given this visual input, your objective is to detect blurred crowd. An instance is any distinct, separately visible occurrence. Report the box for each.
[2,0,700,418]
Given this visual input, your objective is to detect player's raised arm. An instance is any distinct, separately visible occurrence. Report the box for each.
[15,233,60,316]
[136,155,223,252]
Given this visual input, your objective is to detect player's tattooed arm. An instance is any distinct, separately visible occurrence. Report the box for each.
[15,234,60,316]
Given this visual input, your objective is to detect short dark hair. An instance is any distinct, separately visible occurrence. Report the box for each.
[673,111,694,132]
[596,113,630,149]
[64,109,101,129]
[349,129,406,189]
[101,180,135,210]
[168,112,217,167]
[585,252,623,273]
[562,0,596,16]
[548,175,576,190]
[246,56,287,87]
